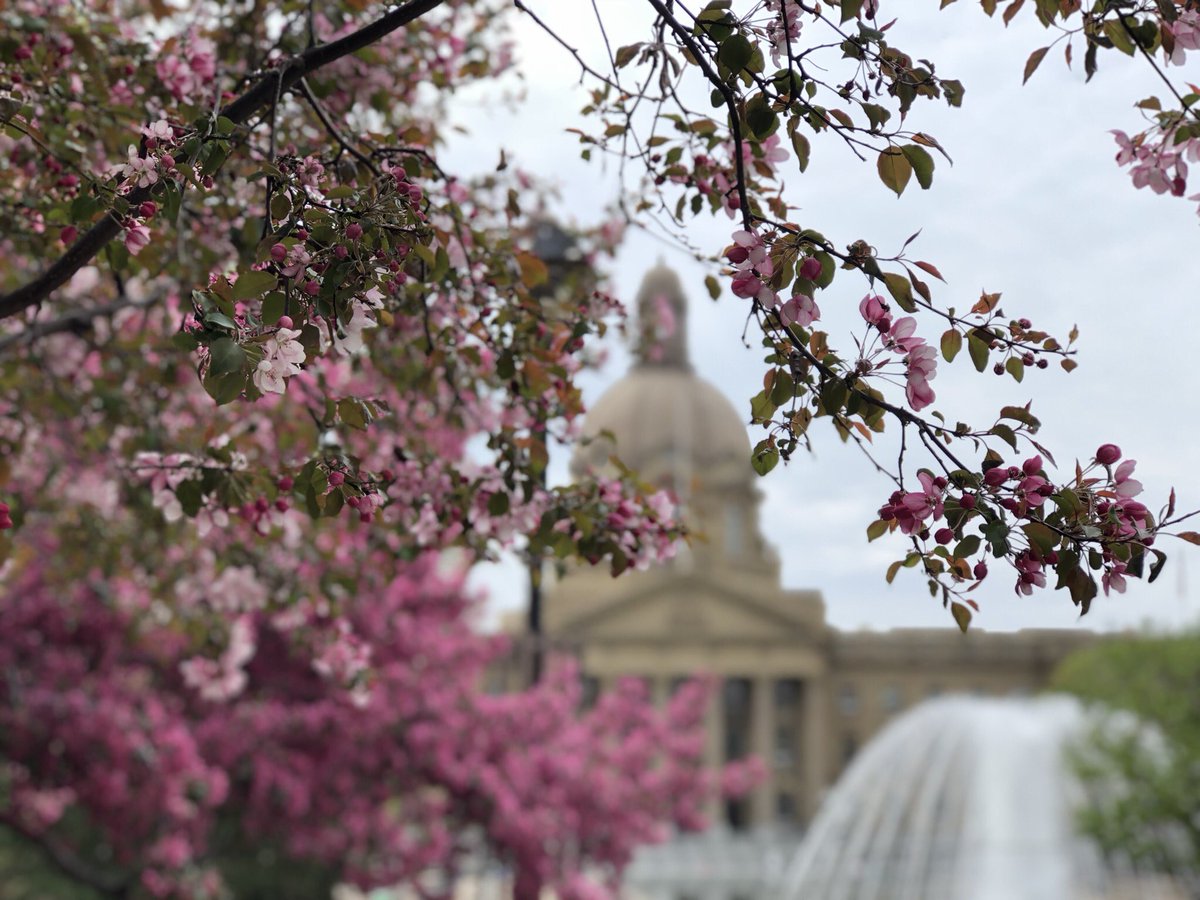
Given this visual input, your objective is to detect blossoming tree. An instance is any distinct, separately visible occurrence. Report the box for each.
[0,0,1197,897]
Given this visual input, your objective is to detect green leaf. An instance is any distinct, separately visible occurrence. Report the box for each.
[840,0,865,22]
[718,33,754,73]
[337,398,370,430]
[881,271,916,312]
[751,440,780,475]
[967,332,989,372]
[176,480,203,518]
[867,519,889,541]
[790,129,811,172]
[1103,19,1137,56]
[900,144,935,189]
[208,338,246,378]
[1022,521,1059,555]
[261,292,285,325]
[992,423,1018,450]
[745,94,779,139]
[877,148,912,196]
[953,534,981,558]
[705,275,721,300]
[1005,357,1025,383]
[487,492,510,517]
[232,270,278,301]
[951,603,972,632]
[941,329,962,363]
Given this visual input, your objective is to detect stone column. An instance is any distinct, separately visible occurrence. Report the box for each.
[705,674,725,824]
[751,675,775,827]
[801,675,827,825]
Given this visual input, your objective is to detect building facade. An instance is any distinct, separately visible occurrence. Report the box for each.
[542,265,1096,898]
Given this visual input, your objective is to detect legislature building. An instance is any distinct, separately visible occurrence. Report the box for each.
[539,265,1097,899]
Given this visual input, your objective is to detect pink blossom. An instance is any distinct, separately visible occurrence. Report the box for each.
[123,223,152,255]
[904,343,937,411]
[858,293,892,330]
[779,293,819,328]
[118,146,158,188]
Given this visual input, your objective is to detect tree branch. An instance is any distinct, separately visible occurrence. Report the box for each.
[0,816,132,897]
[0,0,447,327]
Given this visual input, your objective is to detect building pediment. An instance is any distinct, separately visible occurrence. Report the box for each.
[551,574,814,643]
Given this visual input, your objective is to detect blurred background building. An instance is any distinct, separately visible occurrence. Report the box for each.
[532,265,1099,900]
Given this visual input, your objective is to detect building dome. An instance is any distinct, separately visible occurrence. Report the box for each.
[570,264,751,490]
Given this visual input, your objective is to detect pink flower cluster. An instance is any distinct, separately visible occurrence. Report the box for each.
[155,32,218,102]
[878,470,946,535]
[727,230,821,327]
[860,295,937,411]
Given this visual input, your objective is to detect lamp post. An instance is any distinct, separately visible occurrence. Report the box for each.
[525,219,588,685]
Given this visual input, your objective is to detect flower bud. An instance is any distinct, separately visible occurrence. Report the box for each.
[328,471,345,487]
[799,256,822,280]
[934,527,955,545]
[1096,443,1121,465]
[270,243,287,261]
[138,201,157,218]
[973,560,988,580]
[1022,455,1042,476]
[277,315,293,329]
[959,493,976,510]
[345,222,363,239]
[277,475,294,491]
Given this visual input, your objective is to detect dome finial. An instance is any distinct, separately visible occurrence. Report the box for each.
[634,263,690,370]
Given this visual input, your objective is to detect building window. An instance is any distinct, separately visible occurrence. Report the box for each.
[775,724,796,768]
[580,675,599,710]
[842,734,858,766]
[774,678,801,709]
[723,677,753,761]
[838,683,859,717]
[725,797,750,832]
[881,684,903,714]
[776,791,798,824]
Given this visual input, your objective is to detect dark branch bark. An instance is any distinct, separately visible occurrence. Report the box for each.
[0,816,132,897]
[0,0,447,327]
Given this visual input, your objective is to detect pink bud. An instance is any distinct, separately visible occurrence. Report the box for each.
[726,246,749,265]
[959,493,976,510]
[295,228,309,241]
[934,527,955,545]
[345,222,363,239]
[328,471,345,487]
[1022,455,1042,476]
[274,498,289,513]
[0,502,9,514]
[60,226,78,244]
[277,315,293,329]
[334,245,348,259]
[0,515,12,530]
[270,243,287,261]
[1096,443,1121,465]
[160,153,175,169]
[973,560,988,580]
[359,511,373,524]
[983,467,1009,487]
[255,497,269,513]
[303,280,320,296]
[138,201,157,218]
[277,475,294,491]
[799,256,822,280]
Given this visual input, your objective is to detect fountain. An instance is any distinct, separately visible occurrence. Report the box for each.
[778,696,1187,900]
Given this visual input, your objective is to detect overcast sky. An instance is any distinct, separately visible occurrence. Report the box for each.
[444,1,1200,634]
